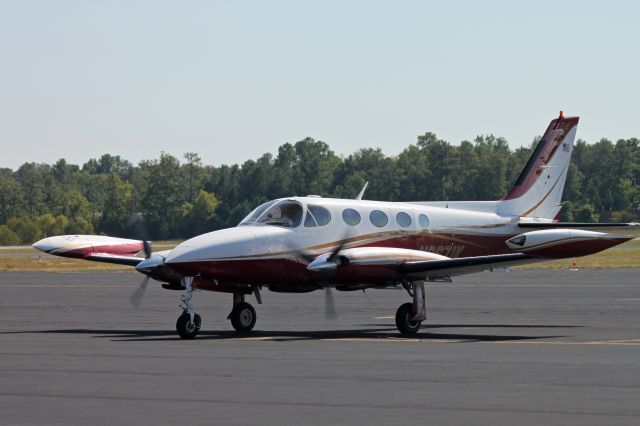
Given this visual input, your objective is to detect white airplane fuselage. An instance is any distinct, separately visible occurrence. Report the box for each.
[161,196,587,288]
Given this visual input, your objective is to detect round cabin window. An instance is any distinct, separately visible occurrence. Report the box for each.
[370,210,389,227]
[396,212,412,228]
[342,208,361,226]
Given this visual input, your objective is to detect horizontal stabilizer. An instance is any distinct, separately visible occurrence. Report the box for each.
[506,229,632,258]
[518,222,640,229]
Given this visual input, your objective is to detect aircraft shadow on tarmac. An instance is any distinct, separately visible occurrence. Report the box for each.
[4,324,576,343]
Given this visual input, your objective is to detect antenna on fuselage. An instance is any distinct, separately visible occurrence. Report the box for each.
[355,181,369,200]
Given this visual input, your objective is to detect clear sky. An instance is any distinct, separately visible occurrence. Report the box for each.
[1,0,638,169]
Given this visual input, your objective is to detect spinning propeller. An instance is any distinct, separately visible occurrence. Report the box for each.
[290,233,353,319]
[129,240,153,308]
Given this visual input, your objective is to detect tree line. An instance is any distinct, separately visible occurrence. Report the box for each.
[1,133,639,245]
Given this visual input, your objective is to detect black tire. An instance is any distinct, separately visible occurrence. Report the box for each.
[230,302,256,332]
[395,302,421,334]
[176,312,201,339]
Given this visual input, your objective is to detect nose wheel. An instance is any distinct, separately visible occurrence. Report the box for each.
[176,311,201,339]
[176,276,201,339]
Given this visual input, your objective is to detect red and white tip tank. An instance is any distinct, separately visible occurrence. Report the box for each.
[32,235,143,259]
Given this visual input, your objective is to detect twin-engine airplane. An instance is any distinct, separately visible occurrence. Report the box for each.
[34,113,637,339]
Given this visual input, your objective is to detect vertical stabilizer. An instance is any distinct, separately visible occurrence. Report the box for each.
[498,112,579,219]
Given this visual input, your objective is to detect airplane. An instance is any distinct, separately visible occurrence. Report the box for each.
[33,112,638,339]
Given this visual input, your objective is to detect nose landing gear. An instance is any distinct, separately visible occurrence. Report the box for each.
[176,311,201,339]
[176,276,201,339]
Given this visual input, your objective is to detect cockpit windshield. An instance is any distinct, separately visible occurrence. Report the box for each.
[258,201,303,227]
[238,200,278,226]
[239,200,303,228]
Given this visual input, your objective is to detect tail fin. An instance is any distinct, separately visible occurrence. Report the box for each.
[498,112,579,220]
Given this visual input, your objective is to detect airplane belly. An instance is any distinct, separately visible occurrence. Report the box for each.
[335,263,403,284]
[169,257,315,285]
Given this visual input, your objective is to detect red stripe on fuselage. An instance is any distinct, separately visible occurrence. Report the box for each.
[167,232,515,285]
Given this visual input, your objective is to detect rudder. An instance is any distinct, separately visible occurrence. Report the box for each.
[498,112,579,219]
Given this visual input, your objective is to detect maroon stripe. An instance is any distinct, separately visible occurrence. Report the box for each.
[48,243,143,259]
[166,231,630,288]
[524,237,632,258]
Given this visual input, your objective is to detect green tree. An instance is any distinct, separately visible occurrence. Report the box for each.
[291,138,340,196]
[15,163,46,216]
[334,148,396,200]
[100,173,134,236]
[7,216,43,244]
[417,132,451,200]
[60,190,92,220]
[180,190,218,237]
[574,203,599,223]
[66,217,94,234]
[183,152,203,204]
[140,153,185,239]
[559,201,575,222]
[83,154,133,179]
[471,134,510,199]
[205,164,243,228]
[0,225,20,245]
[333,173,367,199]
[0,175,24,224]
[2,122,640,243]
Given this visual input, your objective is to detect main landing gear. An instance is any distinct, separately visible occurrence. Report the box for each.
[227,293,257,332]
[175,277,260,339]
[395,280,426,335]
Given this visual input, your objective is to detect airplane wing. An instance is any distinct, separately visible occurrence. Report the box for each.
[310,229,632,284]
[84,253,143,267]
[398,253,539,280]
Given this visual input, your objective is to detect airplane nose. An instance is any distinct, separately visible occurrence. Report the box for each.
[164,244,197,265]
[165,226,292,265]
[32,237,56,253]
[165,227,259,264]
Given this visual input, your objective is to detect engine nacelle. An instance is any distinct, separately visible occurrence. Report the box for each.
[307,247,449,284]
[506,229,632,258]
[308,247,447,271]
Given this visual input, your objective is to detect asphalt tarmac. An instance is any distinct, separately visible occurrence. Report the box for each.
[1,269,639,425]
